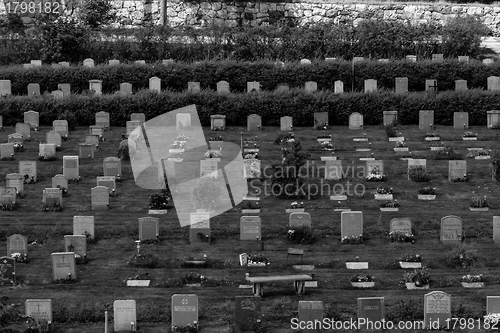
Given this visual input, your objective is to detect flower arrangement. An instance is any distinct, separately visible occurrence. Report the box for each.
[463,131,477,138]
[462,274,483,283]
[385,125,397,138]
[83,231,95,244]
[0,202,17,211]
[172,324,198,333]
[394,141,406,148]
[149,189,171,209]
[426,132,439,137]
[399,267,430,287]
[451,174,467,182]
[341,235,363,244]
[366,173,387,181]
[246,136,258,142]
[408,166,429,182]
[176,134,188,141]
[38,152,57,161]
[351,275,373,282]
[314,122,329,130]
[244,153,258,159]
[400,254,421,262]
[470,196,489,208]
[320,141,335,150]
[13,142,23,152]
[204,150,222,158]
[182,272,207,285]
[43,202,62,212]
[389,231,415,243]
[23,174,35,184]
[375,186,393,194]
[208,136,222,141]
[418,187,436,195]
[290,201,304,209]
[467,150,491,158]
[287,227,312,244]
[380,200,400,208]
[11,252,28,263]
[127,272,151,281]
[484,314,500,326]
[171,141,185,149]
[56,185,68,197]
[248,254,270,266]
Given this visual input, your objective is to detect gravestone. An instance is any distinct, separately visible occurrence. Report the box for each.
[27,83,41,96]
[217,80,230,94]
[46,131,62,148]
[289,212,312,231]
[276,83,289,93]
[349,112,363,129]
[0,187,16,206]
[432,54,444,63]
[176,113,192,131]
[419,110,434,130]
[448,160,466,181]
[5,133,19,145]
[24,111,39,130]
[79,143,95,159]
[113,300,137,332]
[298,301,323,324]
[210,115,226,130]
[200,159,218,177]
[453,112,469,129]
[39,144,57,159]
[138,217,159,241]
[58,83,70,97]
[390,218,412,234]
[126,121,142,136]
[0,256,15,281]
[91,186,109,210]
[243,159,261,179]
[73,216,95,239]
[19,161,37,183]
[63,156,79,180]
[247,114,262,131]
[0,80,12,96]
[64,235,87,258]
[42,188,62,207]
[487,296,500,314]
[325,160,342,180]
[131,113,146,124]
[455,80,467,91]
[25,300,52,325]
[135,60,146,65]
[334,80,344,94]
[5,174,24,194]
[83,58,94,67]
[488,76,500,91]
[89,126,103,139]
[51,252,76,280]
[16,123,31,139]
[119,82,132,96]
[53,120,69,138]
[149,77,161,92]
[247,81,260,93]
[89,80,102,95]
[458,56,469,63]
[314,112,328,128]
[109,59,120,65]
[358,297,385,330]
[97,176,116,194]
[364,79,377,93]
[406,55,417,62]
[383,111,397,126]
[305,81,317,93]
[235,296,261,332]
[187,82,201,93]
[300,59,312,65]
[58,61,70,67]
[103,157,122,179]
[189,212,210,243]
[493,217,500,244]
[0,143,14,159]
[95,111,110,130]
[424,291,451,329]
[163,59,174,65]
[395,77,408,94]
[352,57,364,63]
[52,90,64,99]
[440,215,462,244]
[7,234,28,257]
[52,174,68,192]
[30,60,42,66]
[240,216,262,240]
[280,116,292,131]
[171,294,198,330]
[366,160,384,175]
[488,110,500,128]
[425,79,438,92]
[341,211,363,239]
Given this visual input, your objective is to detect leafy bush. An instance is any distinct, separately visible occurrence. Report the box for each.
[79,0,117,30]
[385,125,397,138]
[408,166,429,182]
[128,252,159,268]
[287,227,313,244]
[445,245,477,269]
[149,189,171,209]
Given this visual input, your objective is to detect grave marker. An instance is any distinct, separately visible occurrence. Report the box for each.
[42,188,62,207]
[187,82,201,93]
[314,112,328,129]
[210,114,226,130]
[63,156,79,181]
[349,112,363,129]
[73,216,95,239]
[395,77,408,94]
[27,83,40,96]
[89,80,102,95]
[280,116,293,131]
[5,173,24,194]
[235,296,261,332]
[95,111,110,130]
[91,186,109,210]
[200,159,218,178]
[325,160,342,180]
[247,81,260,93]
[139,217,159,241]
[52,90,64,99]
[119,82,132,96]
[458,56,469,63]
[334,80,344,94]
[16,123,31,139]
[383,111,397,126]
[247,114,262,131]
[366,160,384,176]
[300,59,312,65]
[364,79,377,93]
[298,301,323,324]
[7,133,22,145]
[390,218,412,234]
[109,59,120,65]
[0,187,16,206]
[243,159,261,179]
[0,80,12,96]
[19,161,37,183]
[46,131,62,148]
[487,296,500,314]
[176,113,191,131]
[305,81,317,93]
[39,144,56,160]
[24,111,39,130]
[97,176,116,194]
[103,157,122,179]
[448,160,466,181]
[358,297,385,330]
[126,121,142,137]
[52,174,68,192]
[51,252,76,280]
[406,55,417,62]
[25,299,52,325]
[217,80,230,94]
[58,83,70,97]
[149,77,161,92]
[0,256,15,281]
[419,110,434,130]
[83,58,94,67]
[425,79,438,92]
[0,143,14,159]
[240,216,262,240]
[455,80,467,91]
[79,143,95,159]
[113,300,137,332]
[289,212,312,230]
[408,159,426,180]
[53,120,69,138]
[488,110,500,128]
[189,212,210,243]
[432,54,444,63]
[130,113,146,124]
[276,83,289,93]
[172,295,198,330]
[453,112,468,129]
[64,235,87,258]
[440,216,462,244]
[493,217,500,244]
[7,234,28,257]
[488,76,500,91]
[424,291,451,329]
[341,211,363,239]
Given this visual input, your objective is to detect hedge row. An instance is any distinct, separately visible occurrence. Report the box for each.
[1,60,500,95]
[0,90,498,128]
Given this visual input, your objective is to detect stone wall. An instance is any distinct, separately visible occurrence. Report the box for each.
[1,1,500,34]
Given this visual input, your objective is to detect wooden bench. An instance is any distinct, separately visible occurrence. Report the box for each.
[245,274,313,296]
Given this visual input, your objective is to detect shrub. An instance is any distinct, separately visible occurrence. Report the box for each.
[408,166,429,182]
[287,226,313,244]
[149,189,171,209]
[79,0,117,30]
[385,125,397,138]
[445,245,477,269]
[128,252,159,268]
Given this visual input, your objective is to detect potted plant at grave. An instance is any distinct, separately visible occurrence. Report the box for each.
[389,231,415,243]
[172,324,198,333]
[0,202,17,211]
[470,196,489,211]
[192,176,224,212]
[56,185,68,197]
[74,253,86,264]
[148,188,171,213]
[176,134,188,142]
[418,187,436,200]
[38,151,57,162]
[462,131,478,140]
[274,132,295,145]
[341,235,363,245]
[320,141,335,151]
[380,200,400,211]
[25,317,51,333]
[13,142,23,152]
[182,272,207,287]
[208,135,223,147]
[286,201,304,213]
[43,201,62,212]
[374,186,393,200]
[23,174,35,184]
[170,141,185,150]
[117,143,129,161]
[399,267,430,289]
[247,254,270,267]
[204,150,222,159]
[399,254,422,269]
[242,199,260,214]
[244,152,259,160]
[409,166,429,182]
[350,275,374,288]
[82,231,95,244]
[425,132,440,141]
[467,150,491,160]
[11,252,29,263]
[393,140,408,152]
[461,274,484,288]
[287,226,312,244]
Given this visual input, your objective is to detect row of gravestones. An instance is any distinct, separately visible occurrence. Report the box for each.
[6,76,500,97]
[19,293,500,331]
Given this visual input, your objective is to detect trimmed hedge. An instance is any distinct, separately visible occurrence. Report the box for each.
[0,89,497,127]
[1,60,499,95]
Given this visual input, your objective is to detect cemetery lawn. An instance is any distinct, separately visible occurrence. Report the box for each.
[1,125,500,332]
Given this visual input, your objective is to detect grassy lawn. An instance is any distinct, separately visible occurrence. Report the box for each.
[0,123,499,332]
